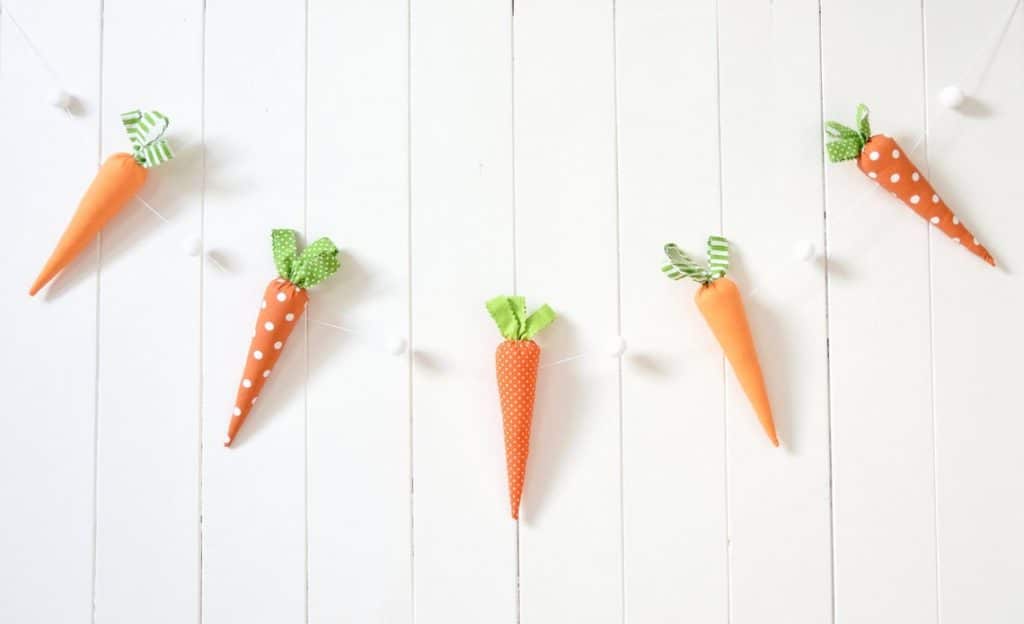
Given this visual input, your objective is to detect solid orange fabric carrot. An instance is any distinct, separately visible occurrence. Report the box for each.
[224,229,340,447]
[30,110,175,296]
[662,236,779,447]
[826,104,995,266]
[486,295,556,519]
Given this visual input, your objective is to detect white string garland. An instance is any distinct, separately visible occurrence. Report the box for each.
[5,0,1020,366]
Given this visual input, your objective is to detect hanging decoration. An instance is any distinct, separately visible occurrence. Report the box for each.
[662,236,779,447]
[29,110,175,295]
[825,104,996,266]
[486,295,556,519]
[224,229,341,447]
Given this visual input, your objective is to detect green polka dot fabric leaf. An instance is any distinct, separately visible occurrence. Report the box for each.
[825,103,872,163]
[271,229,341,288]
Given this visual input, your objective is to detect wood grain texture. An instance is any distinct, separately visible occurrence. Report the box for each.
[201,1,308,622]
[1,1,1022,622]
[410,0,517,621]
[616,0,729,621]
[513,1,622,621]
[93,1,202,621]
[822,0,939,621]
[925,1,1024,622]
[306,0,412,621]
[0,2,100,622]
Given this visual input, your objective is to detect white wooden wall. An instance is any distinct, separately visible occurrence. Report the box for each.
[1,0,1022,622]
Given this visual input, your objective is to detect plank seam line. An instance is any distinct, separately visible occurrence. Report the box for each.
[712,1,733,622]
[303,0,311,622]
[510,4,521,623]
[609,1,626,622]
[198,1,208,622]
[814,1,838,622]
[90,3,105,623]
[920,3,941,622]
[407,0,416,621]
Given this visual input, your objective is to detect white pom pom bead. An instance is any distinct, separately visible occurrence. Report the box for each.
[181,235,203,257]
[49,88,74,111]
[384,336,407,356]
[792,240,816,262]
[940,85,965,109]
[606,336,627,358]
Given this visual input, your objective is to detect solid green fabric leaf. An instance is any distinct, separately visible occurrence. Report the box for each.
[509,296,526,336]
[522,304,556,340]
[486,296,521,340]
[486,296,555,340]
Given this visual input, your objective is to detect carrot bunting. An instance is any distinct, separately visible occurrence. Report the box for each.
[826,103,995,266]
[224,229,340,447]
[662,236,779,447]
[29,110,175,296]
[486,295,556,519]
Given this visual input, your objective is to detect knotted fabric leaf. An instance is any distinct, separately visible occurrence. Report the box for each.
[661,236,731,285]
[121,110,174,168]
[270,229,341,289]
[486,295,556,341]
[825,103,871,163]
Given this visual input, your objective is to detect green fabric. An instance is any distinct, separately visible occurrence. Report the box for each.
[825,103,871,163]
[120,110,174,168]
[271,229,340,288]
[486,295,555,341]
[661,235,730,284]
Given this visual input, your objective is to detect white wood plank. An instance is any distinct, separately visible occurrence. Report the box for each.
[615,0,729,621]
[513,1,622,620]
[925,1,1024,621]
[717,0,833,621]
[92,1,202,621]
[306,0,411,621]
[409,0,517,621]
[821,0,938,621]
[201,2,308,622]
[0,2,100,621]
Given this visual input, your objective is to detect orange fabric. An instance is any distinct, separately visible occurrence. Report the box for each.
[495,339,541,519]
[224,278,309,446]
[695,277,779,447]
[858,135,995,266]
[29,153,147,295]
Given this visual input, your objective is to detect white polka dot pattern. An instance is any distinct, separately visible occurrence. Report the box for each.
[495,339,542,519]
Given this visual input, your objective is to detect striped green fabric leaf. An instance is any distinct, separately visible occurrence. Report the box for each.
[661,236,730,285]
[121,109,174,169]
[707,235,729,280]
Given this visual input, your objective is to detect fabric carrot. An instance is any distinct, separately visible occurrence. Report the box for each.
[486,295,556,519]
[29,110,175,295]
[224,229,340,447]
[826,104,995,266]
[662,236,779,447]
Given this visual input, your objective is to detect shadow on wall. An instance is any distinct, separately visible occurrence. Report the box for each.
[41,132,206,300]
[519,315,587,524]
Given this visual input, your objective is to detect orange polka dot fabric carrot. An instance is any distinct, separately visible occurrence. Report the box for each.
[826,104,995,266]
[224,229,340,447]
[486,295,556,519]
